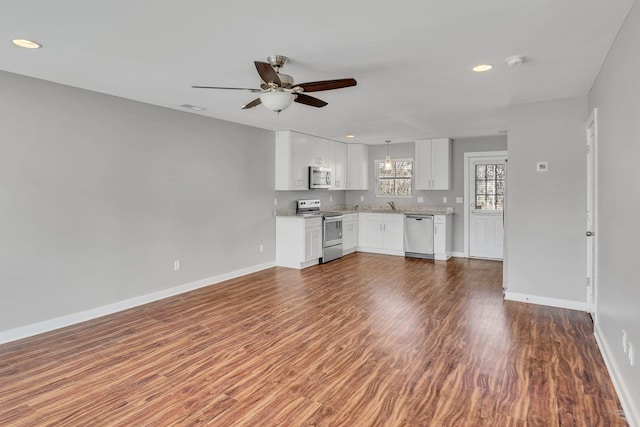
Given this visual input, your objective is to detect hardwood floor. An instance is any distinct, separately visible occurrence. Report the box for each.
[0,253,627,426]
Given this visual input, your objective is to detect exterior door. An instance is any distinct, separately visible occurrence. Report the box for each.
[469,156,507,259]
[586,109,598,316]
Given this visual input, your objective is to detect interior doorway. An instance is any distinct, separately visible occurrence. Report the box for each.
[464,151,508,259]
[586,109,598,317]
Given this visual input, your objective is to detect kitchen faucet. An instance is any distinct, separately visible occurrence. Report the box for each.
[388,201,396,211]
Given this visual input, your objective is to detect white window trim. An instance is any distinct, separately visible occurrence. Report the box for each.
[375,158,414,198]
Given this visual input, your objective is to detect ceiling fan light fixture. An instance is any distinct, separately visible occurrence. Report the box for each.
[260,91,295,112]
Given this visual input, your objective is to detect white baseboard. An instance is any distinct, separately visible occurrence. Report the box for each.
[0,261,275,345]
[451,251,466,258]
[595,324,639,427]
[356,247,405,257]
[504,291,587,311]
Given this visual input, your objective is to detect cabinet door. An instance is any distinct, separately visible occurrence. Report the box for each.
[358,214,383,248]
[330,141,346,190]
[343,220,358,250]
[305,226,322,261]
[431,138,451,190]
[275,131,309,191]
[291,133,310,190]
[347,144,369,190]
[382,214,404,251]
[308,136,329,167]
[414,139,433,190]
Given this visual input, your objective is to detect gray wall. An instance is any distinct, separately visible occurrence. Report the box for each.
[0,71,276,332]
[588,0,640,419]
[506,97,587,303]
[345,136,507,253]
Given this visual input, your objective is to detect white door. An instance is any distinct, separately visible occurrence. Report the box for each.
[586,109,598,316]
[469,156,506,259]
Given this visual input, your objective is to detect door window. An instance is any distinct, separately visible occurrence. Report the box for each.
[475,163,505,210]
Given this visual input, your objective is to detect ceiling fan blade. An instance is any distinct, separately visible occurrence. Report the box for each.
[254,61,282,86]
[192,85,261,92]
[294,93,328,108]
[242,98,262,109]
[295,78,357,93]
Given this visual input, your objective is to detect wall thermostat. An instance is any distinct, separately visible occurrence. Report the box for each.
[536,161,549,172]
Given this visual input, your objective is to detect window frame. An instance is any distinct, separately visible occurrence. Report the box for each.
[374,158,414,198]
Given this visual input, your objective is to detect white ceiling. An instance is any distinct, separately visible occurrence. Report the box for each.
[1,0,635,144]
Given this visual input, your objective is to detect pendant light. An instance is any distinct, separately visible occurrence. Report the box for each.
[384,140,393,171]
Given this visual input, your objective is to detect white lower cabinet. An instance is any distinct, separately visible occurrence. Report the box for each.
[433,214,452,260]
[342,213,358,254]
[276,216,322,269]
[357,213,404,256]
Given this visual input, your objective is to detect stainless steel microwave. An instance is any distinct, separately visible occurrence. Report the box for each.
[309,166,332,189]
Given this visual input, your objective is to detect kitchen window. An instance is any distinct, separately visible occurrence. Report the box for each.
[376,159,413,197]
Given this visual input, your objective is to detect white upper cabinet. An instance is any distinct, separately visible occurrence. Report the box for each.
[275,131,309,191]
[346,144,369,190]
[307,135,329,168]
[415,138,451,190]
[329,140,347,190]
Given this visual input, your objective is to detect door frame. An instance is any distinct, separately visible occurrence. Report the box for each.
[586,108,599,317]
[463,151,508,258]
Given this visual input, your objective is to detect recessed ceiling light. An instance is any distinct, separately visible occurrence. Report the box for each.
[346,134,355,139]
[472,64,493,73]
[11,39,42,49]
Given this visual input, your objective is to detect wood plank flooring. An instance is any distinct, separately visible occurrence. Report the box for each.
[0,253,627,426]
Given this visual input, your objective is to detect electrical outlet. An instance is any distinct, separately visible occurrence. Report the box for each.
[629,342,635,366]
[274,198,278,206]
[360,195,364,202]
[330,195,333,202]
[623,330,628,353]
[417,197,424,203]
[259,244,264,253]
[174,260,181,271]
[442,197,448,203]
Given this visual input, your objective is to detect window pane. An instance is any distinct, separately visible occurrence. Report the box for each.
[496,180,505,195]
[475,195,485,209]
[378,178,394,196]
[378,162,394,177]
[396,161,412,177]
[486,164,496,179]
[476,180,486,195]
[476,165,486,179]
[496,165,505,179]
[496,196,504,210]
[396,178,412,196]
[486,195,496,210]
[486,180,496,195]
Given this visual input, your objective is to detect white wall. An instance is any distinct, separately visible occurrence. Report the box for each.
[345,136,507,253]
[0,71,276,334]
[505,97,587,307]
[588,1,640,424]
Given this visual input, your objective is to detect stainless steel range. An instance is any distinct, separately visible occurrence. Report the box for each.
[296,199,343,263]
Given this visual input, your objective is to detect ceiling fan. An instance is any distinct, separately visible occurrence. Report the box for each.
[192,55,357,113]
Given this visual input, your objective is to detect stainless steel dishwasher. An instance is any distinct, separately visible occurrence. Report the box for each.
[404,214,434,258]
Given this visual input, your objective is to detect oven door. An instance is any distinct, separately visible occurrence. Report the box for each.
[323,217,343,247]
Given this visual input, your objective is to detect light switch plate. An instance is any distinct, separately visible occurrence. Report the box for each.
[274,198,278,206]
[417,197,424,203]
[442,197,448,203]
[456,197,463,204]
[360,195,364,202]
